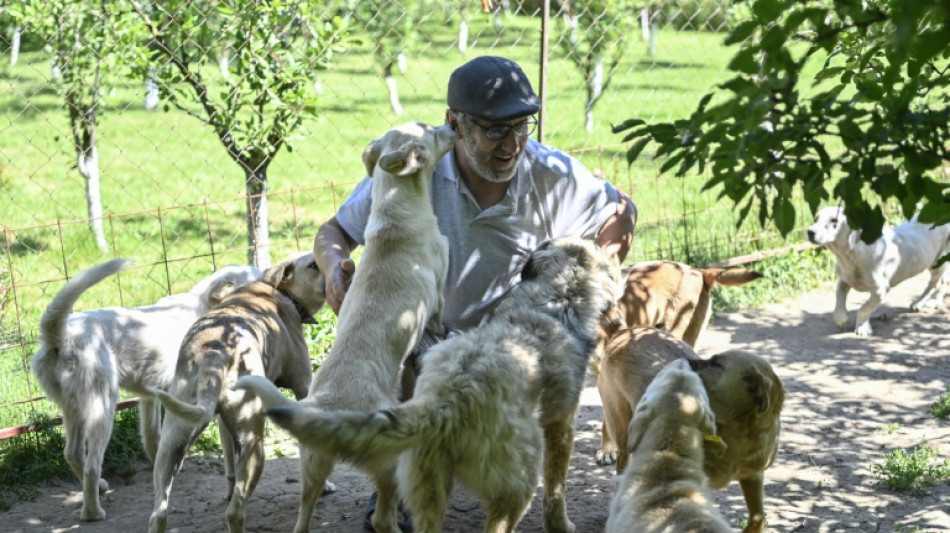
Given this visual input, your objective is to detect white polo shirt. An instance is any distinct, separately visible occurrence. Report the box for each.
[336,139,620,331]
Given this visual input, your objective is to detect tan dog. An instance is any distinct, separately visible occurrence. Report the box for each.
[599,327,783,533]
[236,122,455,533]
[592,261,762,465]
[145,252,325,533]
[239,237,621,533]
[605,358,731,533]
[30,259,261,522]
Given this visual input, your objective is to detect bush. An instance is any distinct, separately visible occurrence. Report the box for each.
[872,446,950,494]
[930,388,950,419]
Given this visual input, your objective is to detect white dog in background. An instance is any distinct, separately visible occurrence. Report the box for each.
[605,358,731,533]
[807,206,950,335]
[31,259,261,521]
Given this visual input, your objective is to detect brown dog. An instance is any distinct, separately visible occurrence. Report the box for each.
[599,327,783,533]
[145,252,326,533]
[591,260,762,464]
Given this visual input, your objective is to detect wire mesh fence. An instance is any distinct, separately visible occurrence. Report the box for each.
[0,1,806,443]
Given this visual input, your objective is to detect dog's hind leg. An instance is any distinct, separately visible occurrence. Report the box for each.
[911,266,949,310]
[149,416,206,533]
[400,449,452,533]
[370,468,404,533]
[223,413,265,533]
[62,413,108,521]
[483,490,532,533]
[854,290,884,336]
[541,413,578,533]
[220,418,237,498]
[138,398,161,463]
[292,448,335,533]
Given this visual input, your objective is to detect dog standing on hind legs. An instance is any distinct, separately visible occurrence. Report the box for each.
[30,258,261,522]
[240,236,622,533]
[237,121,455,533]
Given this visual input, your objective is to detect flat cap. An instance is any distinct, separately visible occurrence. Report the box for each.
[447,56,540,121]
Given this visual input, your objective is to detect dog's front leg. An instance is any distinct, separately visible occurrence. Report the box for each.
[738,474,766,533]
[833,280,851,329]
[541,413,578,533]
[853,290,884,336]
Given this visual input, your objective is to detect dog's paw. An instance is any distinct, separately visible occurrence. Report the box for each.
[98,479,110,494]
[833,312,849,329]
[323,480,337,494]
[80,505,107,522]
[595,448,617,466]
[854,322,873,336]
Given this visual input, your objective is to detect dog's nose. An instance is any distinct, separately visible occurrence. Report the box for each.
[806,230,816,243]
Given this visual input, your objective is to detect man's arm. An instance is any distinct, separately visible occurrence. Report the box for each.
[595,192,637,263]
[313,216,359,315]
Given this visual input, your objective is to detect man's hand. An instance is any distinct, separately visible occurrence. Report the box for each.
[326,258,356,315]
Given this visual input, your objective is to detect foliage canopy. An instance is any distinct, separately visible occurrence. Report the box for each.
[616,0,950,242]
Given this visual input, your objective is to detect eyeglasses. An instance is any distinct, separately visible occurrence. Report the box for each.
[459,113,538,141]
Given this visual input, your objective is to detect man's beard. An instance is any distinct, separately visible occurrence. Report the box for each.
[462,135,522,183]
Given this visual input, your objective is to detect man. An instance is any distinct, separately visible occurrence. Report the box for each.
[313,55,636,531]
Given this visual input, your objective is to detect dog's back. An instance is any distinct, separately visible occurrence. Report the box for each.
[618,260,762,348]
[606,359,730,533]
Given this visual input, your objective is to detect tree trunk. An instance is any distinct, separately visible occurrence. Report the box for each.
[144,69,159,110]
[584,58,603,133]
[11,26,21,66]
[640,7,650,41]
[385,64,403,115]
[245,168,271,269]
[75,131,108,251]
[458,19,469,53]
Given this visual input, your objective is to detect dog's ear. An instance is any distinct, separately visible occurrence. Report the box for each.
[378,148,425,177]
[744,370,774,414]
[207,279,239,307]
[363,140,382,176]
[263,260,296,289]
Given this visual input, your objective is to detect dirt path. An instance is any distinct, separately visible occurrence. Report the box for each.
[4,272,949,532]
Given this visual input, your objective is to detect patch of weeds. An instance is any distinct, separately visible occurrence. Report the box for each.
[875,423,900,436]
[929,388,950,419]
[0,414,71,510]
[306,306,338,371]
[103,407,148,478]
[191,418,224,454]
[872,445,950,494]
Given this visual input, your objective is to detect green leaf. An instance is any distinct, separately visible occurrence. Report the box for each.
[772,196,796,237]
[725,20,758,45]
[728,48,760,75]
[625,137,651,166]
[611,118,645,133]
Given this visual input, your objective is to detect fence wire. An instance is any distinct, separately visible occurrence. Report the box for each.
[0,1,803,440]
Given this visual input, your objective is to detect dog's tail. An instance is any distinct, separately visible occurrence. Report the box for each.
[264,401,431,467]
[145,385,214,425]
[38,258,133,350]
[703,267,763,288]
[232,375,297,410]
[680,267,763,346]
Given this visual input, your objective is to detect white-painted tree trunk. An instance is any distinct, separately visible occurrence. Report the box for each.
[144,70,159,110]
[245,171,271,269]
[218,48,230,78]
[11,26,21,65]
[458,19,469,53]
[648,20,659,57]
[640,7,650,41]
[386,74,404,115]
[584,58,603,133]
[77,144,108,251]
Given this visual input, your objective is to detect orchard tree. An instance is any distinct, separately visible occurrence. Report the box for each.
[557,0,637,132]
[11,0,142,251]
[616,0,950,243]
[347,0,418,115]
[131,0,349,268]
